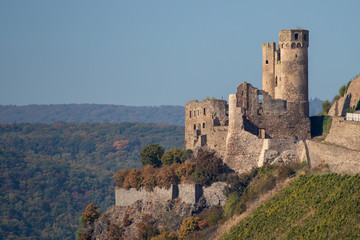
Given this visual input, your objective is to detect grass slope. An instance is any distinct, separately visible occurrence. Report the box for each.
[221,174,360,240]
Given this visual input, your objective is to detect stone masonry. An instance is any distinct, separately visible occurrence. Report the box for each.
[185,29,311,173]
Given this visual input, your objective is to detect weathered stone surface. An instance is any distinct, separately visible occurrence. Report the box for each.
[115,182,228,207]
[203,182,227,206]
[324,117,360,150]
[329,75,360,116]
[307,140,360,174]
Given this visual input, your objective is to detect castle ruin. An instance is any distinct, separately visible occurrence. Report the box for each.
[185,29,311,173]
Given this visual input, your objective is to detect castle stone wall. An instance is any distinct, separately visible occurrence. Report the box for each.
[324,117,360,150]
[115,183,227,207]
[185,99,228,158]
[307,140,360,174]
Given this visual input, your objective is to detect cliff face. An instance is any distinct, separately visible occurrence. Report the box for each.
[85,199,200,240]
[328,75,360,116]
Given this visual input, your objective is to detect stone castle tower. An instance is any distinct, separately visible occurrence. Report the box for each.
[262,29,309,116]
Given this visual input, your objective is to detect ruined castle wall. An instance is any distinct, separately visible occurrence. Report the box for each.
[307,140,360,174]
[235,83,310,140]
[262,42,276,97]
[224,94,264,173]
[324,117,360,150]
[261,139,308,165]
[185,99,228,158]
[115,186,174,207]
[115,183,227,207]
[203,182,227,206]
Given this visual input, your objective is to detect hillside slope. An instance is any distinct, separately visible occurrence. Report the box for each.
[221,174,360,239]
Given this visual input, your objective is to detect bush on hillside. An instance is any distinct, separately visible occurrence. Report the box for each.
[178,217,200,239]
[339,84,347,97]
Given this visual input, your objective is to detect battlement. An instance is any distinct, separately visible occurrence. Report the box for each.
[262,42,276,49]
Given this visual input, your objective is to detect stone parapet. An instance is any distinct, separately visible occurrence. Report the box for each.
[115,182,227,207]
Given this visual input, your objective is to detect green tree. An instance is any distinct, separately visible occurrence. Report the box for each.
[161,148,183,166]
[339,84,346,97]
[322,100,331,115]
[140,143,164,167]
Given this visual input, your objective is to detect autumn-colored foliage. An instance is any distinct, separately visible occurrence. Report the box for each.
[142,165,157,191]
[113,140,130,151]
[178,217,200,239]
[114,169,130,187]
[82,203,100,225]
[123,169,143,190]
[157,165,179,189]
[175,162,196,181]
[136,214,159,240]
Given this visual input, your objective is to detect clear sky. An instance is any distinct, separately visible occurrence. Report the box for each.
[1,0,359,106]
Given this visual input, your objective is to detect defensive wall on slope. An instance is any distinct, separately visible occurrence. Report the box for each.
[306,140,360,174]
[115,182,227,207]
[324,117,360,150]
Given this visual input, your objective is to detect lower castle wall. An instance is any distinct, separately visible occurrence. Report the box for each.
[307,140,360,174]
[324,117,360,150]
[115,182,227,207]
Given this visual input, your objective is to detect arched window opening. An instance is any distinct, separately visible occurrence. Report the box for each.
[265,60,269,64]
[203,122,205,128]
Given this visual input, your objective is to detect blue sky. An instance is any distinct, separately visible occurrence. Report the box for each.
[1,0,359,106]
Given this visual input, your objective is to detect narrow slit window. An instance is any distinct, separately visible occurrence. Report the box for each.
[189,111,192,118]
[303,34,307,41]
[194,124,196,130]
[203,108,206,115]
[203,122,205,128]
[258,94,263,106]
[197,109,199,116]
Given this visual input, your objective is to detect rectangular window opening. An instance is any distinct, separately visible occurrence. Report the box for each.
[294,33,298,40]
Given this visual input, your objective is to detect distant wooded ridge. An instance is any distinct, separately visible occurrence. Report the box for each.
[0,99,323,125]
[0,104,185,125]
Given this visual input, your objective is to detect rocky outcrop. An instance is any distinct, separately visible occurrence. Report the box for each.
[328,75,360,116]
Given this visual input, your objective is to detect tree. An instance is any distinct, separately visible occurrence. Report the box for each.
[322,100,331,115]
[339,84,346,97]
[140,143,164,167]
[161,148,183,166]
[82,203,100,225]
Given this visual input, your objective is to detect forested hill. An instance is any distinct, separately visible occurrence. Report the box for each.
[0,122,184,239]
[0,104,185,125]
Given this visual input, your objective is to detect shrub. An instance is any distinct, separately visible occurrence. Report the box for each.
[339,84,347,97]
[234,202,246,215]
[223,173,250,197]
[107,223,124,240]
[322,100,331,115]
[140,143,164,168]
[175,162,196,181]
[178,217,200,238]
[78,232,92,240]
[123,168,143,190]
[161,148,183,166]
[191,151,224,185]
[142,165,158,191]
[151,229,178,240]
[205,207,223,225]
[277,164,296,181]
[114,169,130,187]
[82,203,100,225]
[180,149,193,163]
[157,165,178,189]
[136,214,159,240]
[223,193,240,218]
